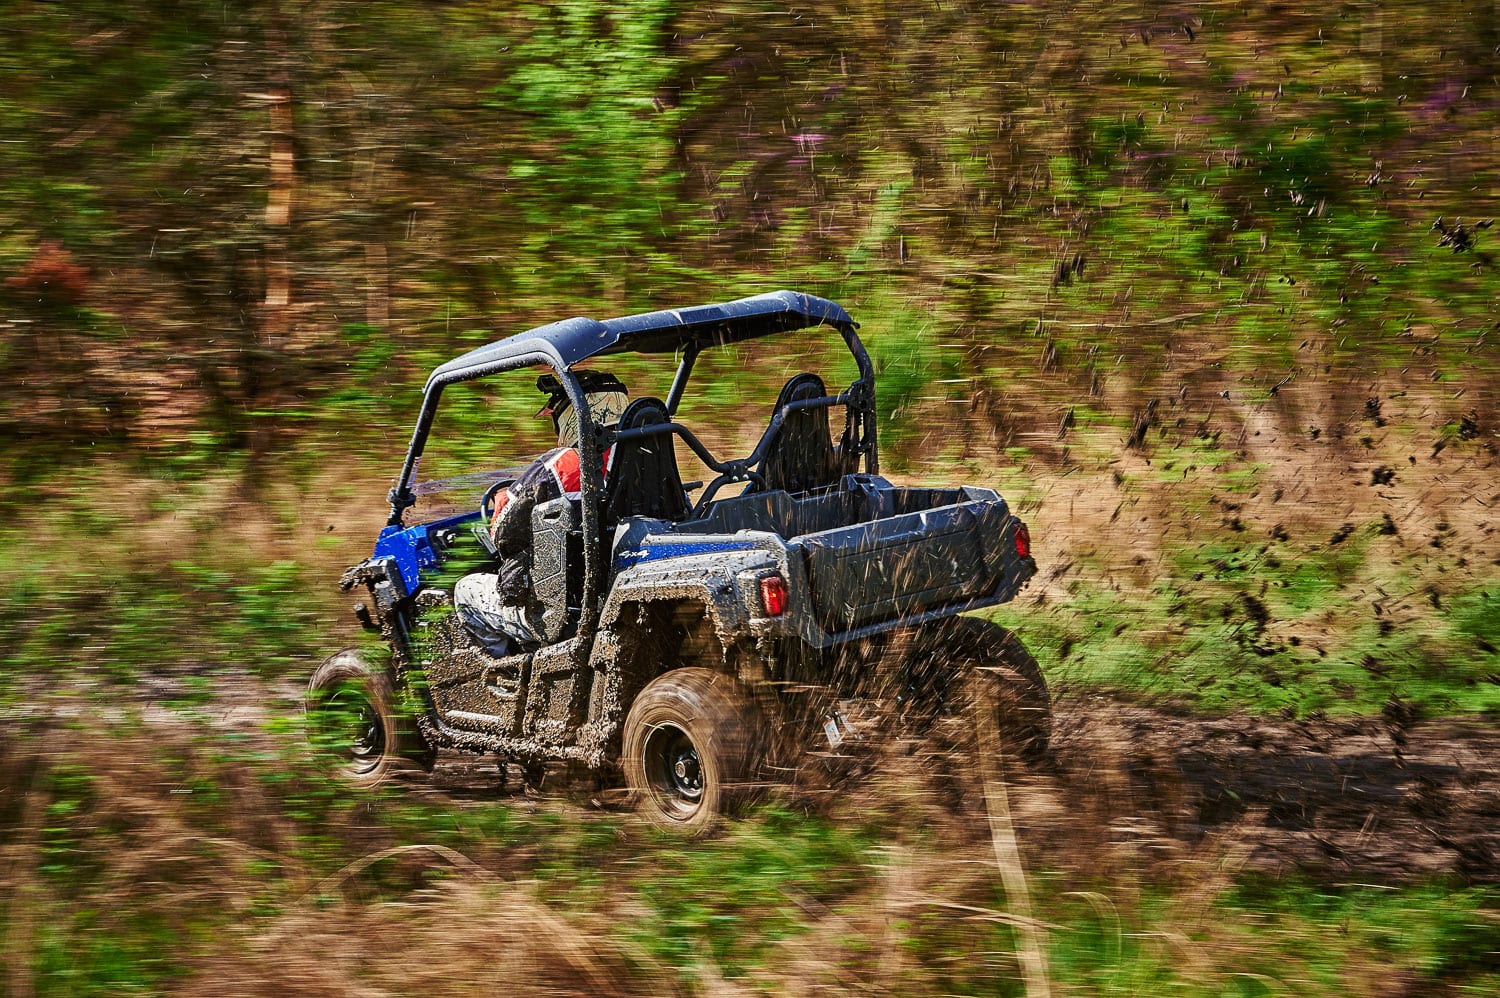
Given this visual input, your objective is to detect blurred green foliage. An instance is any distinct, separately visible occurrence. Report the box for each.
[632,807,873,974]
[1047,878,1500,996]
[1,4,1497,991]
[1,0,1495,461]
[9,719,1498,994]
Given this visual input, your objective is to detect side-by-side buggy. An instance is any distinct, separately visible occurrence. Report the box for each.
[314,290,1046,833]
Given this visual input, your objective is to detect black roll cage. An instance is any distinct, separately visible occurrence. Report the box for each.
[383,291,876,646]
[615,384,871,517]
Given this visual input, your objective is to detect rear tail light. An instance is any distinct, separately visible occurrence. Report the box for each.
[759,575,789,616]
[1014,522,1032,560]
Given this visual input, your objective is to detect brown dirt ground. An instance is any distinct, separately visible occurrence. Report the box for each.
[1021,696,1500,883]
[413,692,1500,885]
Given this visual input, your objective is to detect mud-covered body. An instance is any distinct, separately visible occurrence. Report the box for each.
[343,475,1034,766]
[325,291,1040,818]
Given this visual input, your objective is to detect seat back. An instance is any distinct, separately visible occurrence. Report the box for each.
[604,397,690,523]
[760,373,847,495]
[530,495,582,642]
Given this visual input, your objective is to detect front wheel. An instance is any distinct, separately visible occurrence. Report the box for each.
[621,668,766,836]
[305,650,422,788]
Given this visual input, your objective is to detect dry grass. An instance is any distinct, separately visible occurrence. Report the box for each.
[3,655,1498,995]
[0,716,1097,995]
[174,880,681,997]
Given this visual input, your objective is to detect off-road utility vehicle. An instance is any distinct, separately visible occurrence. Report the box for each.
[312,290,1045,833]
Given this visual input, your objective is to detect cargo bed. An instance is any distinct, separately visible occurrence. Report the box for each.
[651,475,1028,633]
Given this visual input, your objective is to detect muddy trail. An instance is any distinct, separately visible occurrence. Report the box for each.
[417,696,1500,885]
[1025,698,1500,883]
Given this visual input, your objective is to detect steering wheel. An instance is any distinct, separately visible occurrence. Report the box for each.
[480,478,509,522]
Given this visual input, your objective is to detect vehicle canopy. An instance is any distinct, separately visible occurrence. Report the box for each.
[387,290,873,525]
[424,289,859,389]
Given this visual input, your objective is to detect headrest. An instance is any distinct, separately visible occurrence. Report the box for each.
[535,371,629,417]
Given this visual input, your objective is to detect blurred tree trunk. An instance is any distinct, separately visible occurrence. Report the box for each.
[245,18,297,484]
[263,82,294,344]
[364,241,390,328]
[1360,2,1384,90]
[343,66,391,330]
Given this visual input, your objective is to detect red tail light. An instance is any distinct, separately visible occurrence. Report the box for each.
[1014,522,1032,560]
[759,575,789,616]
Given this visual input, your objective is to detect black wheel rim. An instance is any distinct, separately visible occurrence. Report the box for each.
[322,685,386,776]
[641,723,704,820]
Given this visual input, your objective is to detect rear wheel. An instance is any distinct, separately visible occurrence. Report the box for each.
[902,617,1051,766]
[622,668,766,836]
[957,618,1050,762]
[306,650,426,788]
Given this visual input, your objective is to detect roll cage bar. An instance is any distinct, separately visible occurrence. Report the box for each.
[386,290,874,528]
[613,384,872,517]
[382,290,874,655]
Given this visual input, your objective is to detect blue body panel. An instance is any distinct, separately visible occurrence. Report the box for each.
[612,538,759,573]
[374,511,481,592]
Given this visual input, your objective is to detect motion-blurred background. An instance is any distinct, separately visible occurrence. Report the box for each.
[1,3,1497,994]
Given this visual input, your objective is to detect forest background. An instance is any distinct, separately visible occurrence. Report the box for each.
[1,2,1498,995]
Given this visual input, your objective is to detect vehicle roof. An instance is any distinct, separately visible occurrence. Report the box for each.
[425,289,855,390]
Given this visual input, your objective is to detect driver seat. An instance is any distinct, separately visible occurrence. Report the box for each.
[604,397,690,523]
